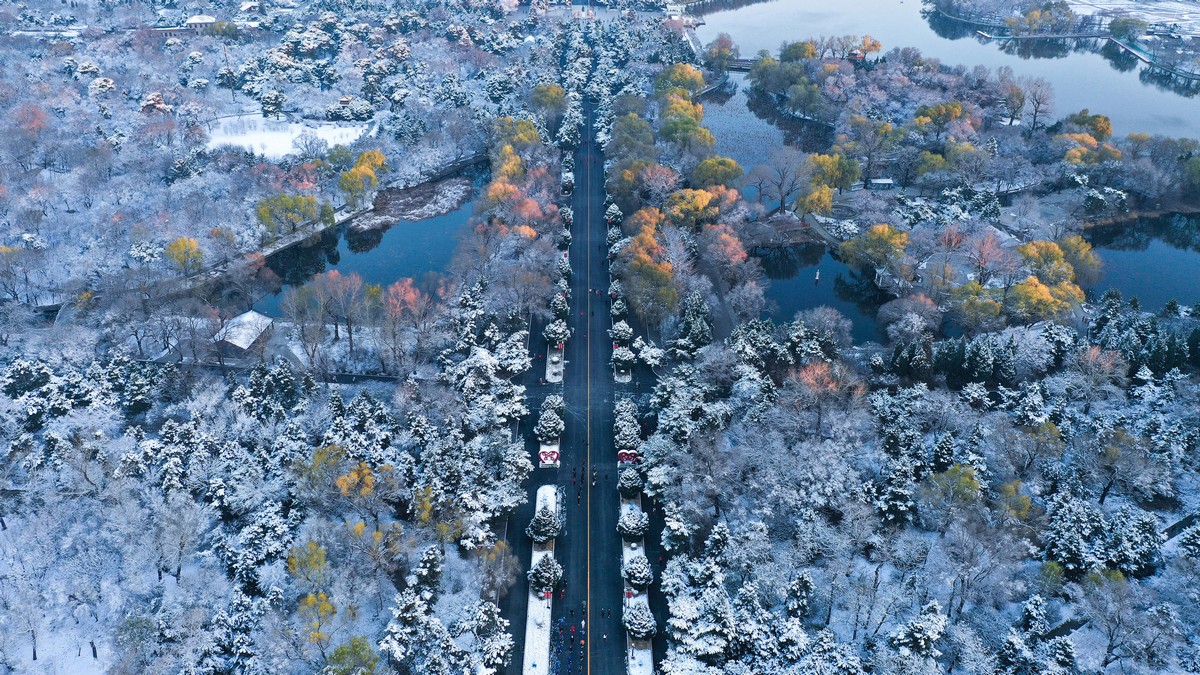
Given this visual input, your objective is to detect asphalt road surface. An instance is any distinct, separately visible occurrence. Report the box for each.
[503,12,670,671]
[502,99,626,675]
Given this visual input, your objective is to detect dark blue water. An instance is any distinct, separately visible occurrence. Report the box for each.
[752,243,889,343]
[253,196,477,316]
[1085,214,1200,311]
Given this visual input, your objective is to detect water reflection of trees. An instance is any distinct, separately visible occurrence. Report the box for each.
[1138,68,1200,98]
[923,5,1200,96]
[744,89,834,152]
[1099,41,1140,73]
[831,267,890,314]
[265,230,341,287]
[1086,215,1200,254]
[922,8,985,40]
[753,244,889,308]
[699,81,736,105]
[686,0,773,17]
[345,227,385,254]
[752,243,824,279]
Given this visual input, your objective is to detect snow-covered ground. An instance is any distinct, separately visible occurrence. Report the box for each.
[627,637,654,675]
[1070,0,1200,35]
[545,347,565,383]
[523,486,559,675]
[206,114,371,158]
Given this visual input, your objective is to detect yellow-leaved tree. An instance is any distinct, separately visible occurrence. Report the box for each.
[287,540,329,589]
[339,150,388,209]
[1008,276,1083,322]
[164,237,203,275]
[298,592,336,655]
[839,224,908,271]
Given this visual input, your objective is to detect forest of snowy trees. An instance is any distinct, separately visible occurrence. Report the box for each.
[3,0,1200,669]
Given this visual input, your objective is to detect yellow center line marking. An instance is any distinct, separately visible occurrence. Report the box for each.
[585,106,593,675]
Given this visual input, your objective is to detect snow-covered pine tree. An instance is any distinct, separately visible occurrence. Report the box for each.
[1105,507,1162,576]
[876,459,917,524]
[534,406,565,444]
[1041,494,1106,578]
[994,337,1018,387]
[931,432,957,473]
[785,572,815,620]
[671,292,713,357]
[1180,525,1200,559]
[614,397,641,450]
[453,600,514,672]
[527,554,563,593]
[617,509,650,541]
[617,466,644,498]
[526,504,562,544]
[889,600,946,659]
[413,545,444,598]
[623,553,654,589]
[624,602,657,640]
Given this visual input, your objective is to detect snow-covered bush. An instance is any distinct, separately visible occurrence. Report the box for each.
[633,337,665,368]
[544,319,572,346]
[612,346,636,371]
[617,467,644,498]
[527,554,563,593]
[617,509,649,541]
[526,505,562,544]
[609,321,633,345]
[622,553,653,589]
[623,602,656,639]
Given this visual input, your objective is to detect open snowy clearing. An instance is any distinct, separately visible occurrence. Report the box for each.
[206,114,371,158]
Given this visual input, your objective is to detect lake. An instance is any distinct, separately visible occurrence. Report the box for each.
[252,184,481,317]
[752,243,890,342]
[1085,214,1200,311]
[694,0,1200,138]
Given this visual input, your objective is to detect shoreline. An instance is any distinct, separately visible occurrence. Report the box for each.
[1082,205,1200,230]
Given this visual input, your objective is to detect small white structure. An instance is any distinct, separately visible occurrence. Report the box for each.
[185,14,217,31]
[867,178,896,190]
[215,310,273,355]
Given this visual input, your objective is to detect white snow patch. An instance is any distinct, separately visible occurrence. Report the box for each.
[206,114,370,158]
